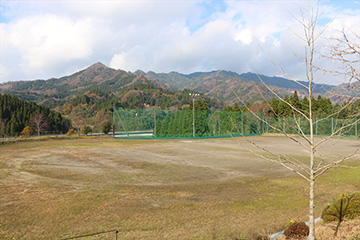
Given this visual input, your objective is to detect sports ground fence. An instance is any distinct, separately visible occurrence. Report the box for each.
[113,107,359,139]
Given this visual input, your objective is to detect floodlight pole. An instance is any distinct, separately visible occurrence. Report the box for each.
[110,107,115,138]
[189,93,199,137]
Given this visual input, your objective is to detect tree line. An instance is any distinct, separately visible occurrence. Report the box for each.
[224,91,360,119]
[0,94,70,137]
[134,92,359,138]
[114,100,264,138]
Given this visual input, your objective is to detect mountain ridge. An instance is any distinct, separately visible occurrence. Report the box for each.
[0,62,351,108]
[133,68,341,104]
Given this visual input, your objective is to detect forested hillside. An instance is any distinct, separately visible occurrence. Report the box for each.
[0,62,224,111]
[224,91,360,119]
[0,94,70,137]
[0,62,358,137]
[0,62,347,109]
[56,87,223,134]
[0,63,171,109]
[135,69,343,105]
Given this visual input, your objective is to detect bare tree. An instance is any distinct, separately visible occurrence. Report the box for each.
[69,106,87,136]
[232,4,360,240]
[31,113,50,137]
[94,109,110,133]
[71,115,85,136]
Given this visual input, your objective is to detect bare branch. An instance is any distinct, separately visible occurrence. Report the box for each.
[232,88,311,150]
[314,118,360,149]
[230,131,310,181]
[252,83,310,142]
[259,47,309,90]
[314,147,360,179]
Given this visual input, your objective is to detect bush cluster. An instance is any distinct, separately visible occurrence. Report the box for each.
[284,221,309,239]
[321,192,360,223]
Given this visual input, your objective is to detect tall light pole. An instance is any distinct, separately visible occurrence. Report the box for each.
[189,93,199,137]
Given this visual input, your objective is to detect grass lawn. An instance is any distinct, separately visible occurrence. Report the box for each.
[0,136,359,239]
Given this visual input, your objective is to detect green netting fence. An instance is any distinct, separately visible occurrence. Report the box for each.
[113,107,359,139]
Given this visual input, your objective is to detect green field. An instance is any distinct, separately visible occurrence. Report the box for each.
[0,136,359,239]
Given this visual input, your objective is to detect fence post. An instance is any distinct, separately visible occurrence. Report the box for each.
[355,118,358,138]
[283,117,285,133]
[331,117,334,135]
[112,107,115,138]
[262,112,265,134]
[263,116,265,134]
[218,116,221,136]
[298,117,300,134]
[241,112,244,135]
[315,117,317,136]
[154,109,156,138]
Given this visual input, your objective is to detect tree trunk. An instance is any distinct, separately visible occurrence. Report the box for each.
[308,170,316,240]
[307,10,316,238]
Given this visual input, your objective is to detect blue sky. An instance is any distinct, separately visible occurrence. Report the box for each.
[0,0,359,85]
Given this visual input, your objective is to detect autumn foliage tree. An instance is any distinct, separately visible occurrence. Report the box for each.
[66,129,76,137]
[21,126,32,138]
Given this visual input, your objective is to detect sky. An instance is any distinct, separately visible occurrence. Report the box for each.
[0,0,359,85]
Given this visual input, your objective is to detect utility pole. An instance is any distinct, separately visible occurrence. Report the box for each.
[189,93,199,137]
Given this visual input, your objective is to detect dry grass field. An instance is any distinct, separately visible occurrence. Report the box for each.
[0,135,359,239]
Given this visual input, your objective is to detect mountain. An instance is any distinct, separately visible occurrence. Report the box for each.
[0,63,224,119]
[2,63,358,136]
[1,63,354,110]
[0,62,172,108]
[134,70,339,105]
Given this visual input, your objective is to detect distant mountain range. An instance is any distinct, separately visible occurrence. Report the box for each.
[133,68,342,104]
[0,62,355,109]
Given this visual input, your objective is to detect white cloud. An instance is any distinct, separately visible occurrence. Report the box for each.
[1,14,97,80]
[0,0,359,85]
[234,28,253,45]
[12,15,93,67]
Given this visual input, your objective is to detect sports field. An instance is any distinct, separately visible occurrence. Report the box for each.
[0,136,359,239]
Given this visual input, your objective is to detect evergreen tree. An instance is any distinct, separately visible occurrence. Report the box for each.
[0,94,70,136]
[199,100,209,111]
[291,90,301,111]
[301,96,310,116]
[102,120,112,135]
[233,102,241,112]
[223,106,233,112]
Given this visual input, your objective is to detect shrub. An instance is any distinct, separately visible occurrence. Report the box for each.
[82,125,92,136]
[284,221,309,239]
[66,129,77,137]
[322,192,360,223]
[321,192,360,236]
[102,120,112,135]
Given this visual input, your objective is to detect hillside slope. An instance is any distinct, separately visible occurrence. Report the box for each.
[134,70,340,105]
